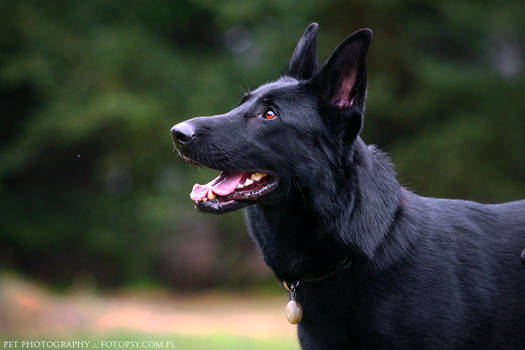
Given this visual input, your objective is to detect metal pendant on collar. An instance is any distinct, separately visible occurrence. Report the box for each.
[283,280,303,324]
[281,257,352,324]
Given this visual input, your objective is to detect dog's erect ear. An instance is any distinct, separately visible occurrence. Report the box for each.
[313,28,372,109]
[288,23,319,80]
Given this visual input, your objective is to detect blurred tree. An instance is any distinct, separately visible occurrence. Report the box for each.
[0,0,523,289]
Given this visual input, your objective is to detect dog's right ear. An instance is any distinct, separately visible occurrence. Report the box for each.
[288,23,319,80]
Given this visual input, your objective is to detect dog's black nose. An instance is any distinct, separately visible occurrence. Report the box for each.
[171,122,196,145]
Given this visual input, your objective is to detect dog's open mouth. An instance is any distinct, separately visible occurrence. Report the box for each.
[190,171,279,213]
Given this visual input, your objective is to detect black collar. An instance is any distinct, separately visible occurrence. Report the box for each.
[280,256,353,324]
[282,256,352,291]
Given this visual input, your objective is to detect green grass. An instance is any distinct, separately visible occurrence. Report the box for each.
[173,333,299,349]
[1,333,300,350]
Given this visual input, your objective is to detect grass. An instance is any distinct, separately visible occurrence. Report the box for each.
[170,333,299,350]
[1,333,300,350]
[1,275,299,349]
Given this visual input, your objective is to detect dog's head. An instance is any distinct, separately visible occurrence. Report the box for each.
[172,23,372,214]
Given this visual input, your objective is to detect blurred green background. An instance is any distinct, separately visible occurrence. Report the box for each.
[0,1,524,344]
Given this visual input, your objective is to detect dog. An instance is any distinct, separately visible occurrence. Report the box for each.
[171,23,525,349]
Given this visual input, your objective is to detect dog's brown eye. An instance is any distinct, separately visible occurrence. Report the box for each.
[264,110,276,119]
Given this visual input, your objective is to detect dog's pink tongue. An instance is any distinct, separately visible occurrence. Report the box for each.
[190,184,210,201]
[211,172,244,196]
[190,172,245,200]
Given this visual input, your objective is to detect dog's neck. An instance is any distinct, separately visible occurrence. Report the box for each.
[336,138,407,269]
[245,138,407,281]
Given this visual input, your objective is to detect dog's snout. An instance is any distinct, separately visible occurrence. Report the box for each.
[171,122,196,145]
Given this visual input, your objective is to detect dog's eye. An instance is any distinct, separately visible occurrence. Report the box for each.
[263,110,276,120]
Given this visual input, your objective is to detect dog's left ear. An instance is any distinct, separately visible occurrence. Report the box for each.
[312,28,372,138]
[288,23,319,80]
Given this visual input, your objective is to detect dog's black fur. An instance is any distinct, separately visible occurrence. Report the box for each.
[172,23,525,349]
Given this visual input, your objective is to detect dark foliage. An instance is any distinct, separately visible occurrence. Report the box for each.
[0,1,524,289]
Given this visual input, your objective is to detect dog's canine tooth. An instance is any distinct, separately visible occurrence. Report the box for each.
[207,190,216,200]
[245,178,254,186]
[251,172,267,181]
[237,183,244,189]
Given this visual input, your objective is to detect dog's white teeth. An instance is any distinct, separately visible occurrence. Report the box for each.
[207,190,216,200]
[251,172,267,181]
[203,197,208,202]
[236,183,244,189]
[244,178,254,186]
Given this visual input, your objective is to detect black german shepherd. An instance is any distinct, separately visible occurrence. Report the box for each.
[171,23,525,349]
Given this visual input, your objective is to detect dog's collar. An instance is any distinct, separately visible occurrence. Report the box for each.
[281,256,352,324]
[283,256,352,286]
